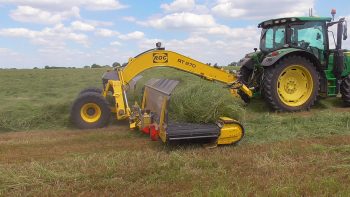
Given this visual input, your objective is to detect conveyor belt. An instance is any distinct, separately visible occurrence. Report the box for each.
[166,123,220,141]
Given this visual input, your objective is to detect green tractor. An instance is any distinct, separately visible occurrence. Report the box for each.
[239,13,349,111]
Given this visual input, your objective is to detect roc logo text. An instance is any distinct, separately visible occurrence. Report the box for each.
[153,53,168,63]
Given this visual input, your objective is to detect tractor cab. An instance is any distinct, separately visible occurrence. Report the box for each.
[258,16,348,71]
[238,12,350,112]
[259,17,331,63]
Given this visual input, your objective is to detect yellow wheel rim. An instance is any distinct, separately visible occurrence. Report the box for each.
[80,103,102,123]
[277,65,314,107]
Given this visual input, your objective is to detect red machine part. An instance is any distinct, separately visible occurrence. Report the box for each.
[142,126,150,134]
[149,125,159,141]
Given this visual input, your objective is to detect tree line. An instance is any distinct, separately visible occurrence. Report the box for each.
[26,61,239,70]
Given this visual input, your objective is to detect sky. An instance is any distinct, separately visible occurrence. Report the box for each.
[0,0,349,68]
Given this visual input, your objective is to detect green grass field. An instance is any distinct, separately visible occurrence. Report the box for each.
[1,68,350,196]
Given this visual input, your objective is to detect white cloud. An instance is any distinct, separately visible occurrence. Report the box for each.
[211,2,246,18]
[0,28,34,37]
[110,41,122,46]
[95,28,120,37]
[119,31,144,40]
[123,16,137,22]
[202,25,259,39]
[145,12,216,29]
[1,0,127,11]
[0,48,19,56]
[212,0,314,19]
[83,0,127,10]
[10,5,80,24]
[85,20,114,27]
[161,0,196,13]
[0,24,89,47]
[71,21,95,31]
[160,0,209,14]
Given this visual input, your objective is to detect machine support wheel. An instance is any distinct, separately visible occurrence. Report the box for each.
[71,92,111,129]
[79,87,103,95]
[340,75,350,106]
[263,55,319,112]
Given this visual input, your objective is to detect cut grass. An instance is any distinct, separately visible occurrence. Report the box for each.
[0,128,350,196]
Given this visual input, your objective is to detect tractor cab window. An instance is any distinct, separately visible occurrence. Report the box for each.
[289,22,326,51]
[260,26,285,52]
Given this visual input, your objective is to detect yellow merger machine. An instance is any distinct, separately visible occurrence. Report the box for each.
[71,12,350,145]
[70,43,250,145]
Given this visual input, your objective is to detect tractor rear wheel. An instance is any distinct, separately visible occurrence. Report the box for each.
[340,75,350,106]
[79,87,103,95]
[71,92,111,129]
[263,56,319,112]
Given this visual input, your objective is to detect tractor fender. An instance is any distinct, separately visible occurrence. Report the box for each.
[238,51,261,69]
[261,48,320,68]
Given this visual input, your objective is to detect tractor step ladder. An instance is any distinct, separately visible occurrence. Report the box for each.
[325,70,337,96]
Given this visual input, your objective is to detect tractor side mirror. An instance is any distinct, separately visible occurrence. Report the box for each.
[343,21,348,40]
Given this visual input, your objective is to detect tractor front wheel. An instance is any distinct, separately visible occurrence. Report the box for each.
[263,56,319,112]
[71,92,111,129]
[340,75,350,106]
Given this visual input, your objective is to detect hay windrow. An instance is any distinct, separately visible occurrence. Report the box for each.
[132,68,245,124]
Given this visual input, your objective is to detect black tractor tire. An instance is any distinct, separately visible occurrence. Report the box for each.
[79,87,103,95]
[237,66,253,103]
[238,66,253,85]
[263,55,319,112]
[340,75,350,106]
[71,92,111,129]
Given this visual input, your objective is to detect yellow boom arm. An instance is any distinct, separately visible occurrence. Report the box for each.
[121,50,237,84]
